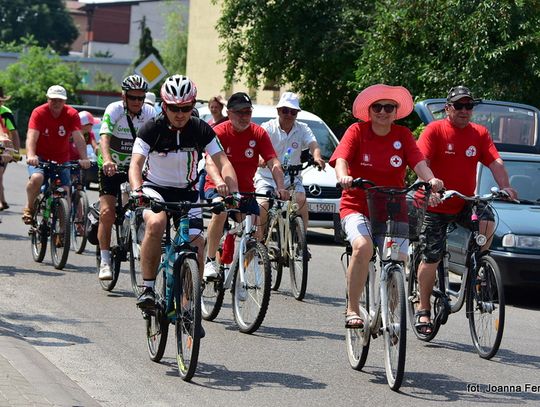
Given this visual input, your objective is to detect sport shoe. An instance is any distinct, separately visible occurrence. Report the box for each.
[137,287,156,312]
[99,263,113,280]
[203,260,219,280]
[237,285,248,302]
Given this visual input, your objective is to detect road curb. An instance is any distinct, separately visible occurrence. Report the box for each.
[0,325,101,406]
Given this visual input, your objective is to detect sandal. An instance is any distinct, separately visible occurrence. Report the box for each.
[22,207,33,225]
[345,313,364,329]
[414,309,433,335]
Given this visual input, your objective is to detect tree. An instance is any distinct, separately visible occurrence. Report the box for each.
[157,1,188,75]
[355,0,540,108]
[134,17,163,67]
[215,0,373,131]
[0,0,78,55]
[0,46,82,137]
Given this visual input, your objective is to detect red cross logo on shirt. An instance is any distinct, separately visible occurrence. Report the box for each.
[390,155,402,168]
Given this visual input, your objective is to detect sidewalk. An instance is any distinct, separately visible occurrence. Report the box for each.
[0,326,101,407]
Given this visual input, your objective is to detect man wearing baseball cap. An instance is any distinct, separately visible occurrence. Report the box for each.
[203,91,289,279]
[22,85,91,224]
[414,85,517,335]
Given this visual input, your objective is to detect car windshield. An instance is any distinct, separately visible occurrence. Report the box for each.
[478,159,540,202]
[427,102,538,148]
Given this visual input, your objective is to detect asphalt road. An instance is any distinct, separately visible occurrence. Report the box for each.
[1,161,539,406]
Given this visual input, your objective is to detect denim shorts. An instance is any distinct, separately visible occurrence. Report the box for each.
[420,203,495,263]
[28,164,70,187]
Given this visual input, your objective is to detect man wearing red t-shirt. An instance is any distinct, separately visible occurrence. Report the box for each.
[23,85,90,224]
[413,86,517,335]
[203,92,289,279]
[329,84,442,330]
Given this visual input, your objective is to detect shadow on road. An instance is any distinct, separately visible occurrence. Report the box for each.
[0,232,28,241]
[0,265,64,277]
[0,314,92,347]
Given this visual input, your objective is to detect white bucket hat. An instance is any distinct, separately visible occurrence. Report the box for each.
[276,92,301,111]
[46,85,67,100]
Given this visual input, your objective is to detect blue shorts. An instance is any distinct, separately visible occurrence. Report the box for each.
[204,188,260,215]
[28,164,71,187]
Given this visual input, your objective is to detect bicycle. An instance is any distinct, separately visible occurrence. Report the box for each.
[340,179,431,391]
[140,197,224,381]
[201,192,272,334]
[29,161,79,270]
[264,160,315,300]
[407,187,510,359]
[70,164,90,254]
[95,167,144,294]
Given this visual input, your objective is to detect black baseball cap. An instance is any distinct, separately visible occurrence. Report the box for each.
[447,86,474,103]
[227,92,252,110]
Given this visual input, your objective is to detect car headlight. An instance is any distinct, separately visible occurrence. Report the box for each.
[502,234,540,249]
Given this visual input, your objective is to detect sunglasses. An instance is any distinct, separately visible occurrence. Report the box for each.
[451,102,475,111]
[280,107,299,116]
[167,104,194,113]
[125,94,145,102]
[371,103,397,113]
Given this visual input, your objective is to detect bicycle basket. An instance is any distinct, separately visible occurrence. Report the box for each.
[366,187,429,240]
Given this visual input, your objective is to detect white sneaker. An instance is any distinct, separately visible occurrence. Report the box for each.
[237,285,248,302]
[203,260,219,280]
[99,263,113,280]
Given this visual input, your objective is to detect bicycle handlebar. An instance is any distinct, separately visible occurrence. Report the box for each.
[336,178,431,194]
[440,187,519,203]
[0,145,22,162]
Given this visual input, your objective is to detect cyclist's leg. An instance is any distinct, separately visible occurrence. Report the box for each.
[416,212,450,330]
[204,189,227,260]
[293,179,308,232]
[342,213,373,327]
[25,165,45,213]
[459,202,496,251]
[254,178,274,241]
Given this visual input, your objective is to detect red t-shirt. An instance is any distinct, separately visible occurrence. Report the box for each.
[69,131,96,160]
[329,121,424,218]
[205,121,277,193]
[28,104,82,163]
[417,119,499,214]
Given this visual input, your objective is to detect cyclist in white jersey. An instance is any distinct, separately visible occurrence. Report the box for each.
[129,75,238,312]
[97,75,156,280]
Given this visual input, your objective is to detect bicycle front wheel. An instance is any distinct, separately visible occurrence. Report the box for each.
[466,255,505,359]
[31,196,48,263]
[129,215,145,296]
[50,197,71,270]
[383,268,406,391]
[71,190,89,254]
[175,257,201,381]
[345,273,370,370]
[147,267,169,362]
[289,216,308,301]
[232,241,271,334]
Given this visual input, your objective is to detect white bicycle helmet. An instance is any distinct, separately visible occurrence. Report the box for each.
[121,74,148,92]
[160,75,197,104]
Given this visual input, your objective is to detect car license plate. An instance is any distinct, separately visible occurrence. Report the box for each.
[308,203,336,213]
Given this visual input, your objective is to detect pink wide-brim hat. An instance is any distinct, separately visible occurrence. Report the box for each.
[352,84,414,122]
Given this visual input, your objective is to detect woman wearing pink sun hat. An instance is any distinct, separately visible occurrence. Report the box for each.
[329,84,444,329]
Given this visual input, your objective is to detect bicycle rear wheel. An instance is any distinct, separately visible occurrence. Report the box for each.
[466,255,505,359]
[50,197,71,270]
[345,273,370,370]
[129,214,145,296]
[289,216,308,301]
[266,212,283,291]
[175,257,201,381]
[147,267,169,362]
[97,225,121,291]
[383,268,406,391]
[71,190,89,254]
[232,241,271,334]
[31,196,48,263]
[406,244,440,341]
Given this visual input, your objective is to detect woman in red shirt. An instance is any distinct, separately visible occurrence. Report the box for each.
[329,84,443,329]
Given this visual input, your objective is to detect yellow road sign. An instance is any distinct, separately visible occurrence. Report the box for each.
[134,54,168,88]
